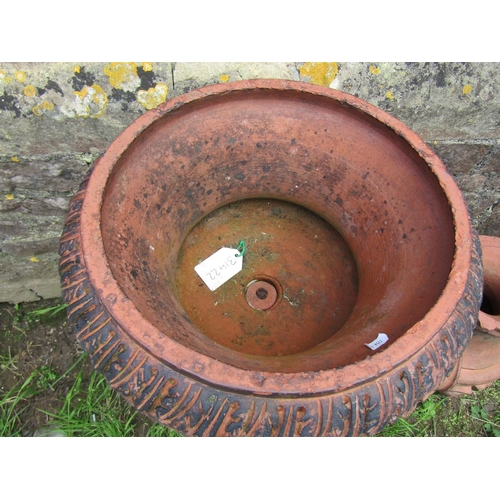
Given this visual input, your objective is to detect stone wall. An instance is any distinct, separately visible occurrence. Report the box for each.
[1,62,499,303]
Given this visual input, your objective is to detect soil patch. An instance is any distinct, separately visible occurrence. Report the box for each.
[0,298,166,436]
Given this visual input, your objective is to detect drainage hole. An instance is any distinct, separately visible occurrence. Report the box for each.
[256,288,268,300]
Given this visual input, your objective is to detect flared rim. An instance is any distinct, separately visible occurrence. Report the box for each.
[79,79,474,396]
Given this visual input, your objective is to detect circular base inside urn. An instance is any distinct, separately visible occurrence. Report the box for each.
[175,199,358,357]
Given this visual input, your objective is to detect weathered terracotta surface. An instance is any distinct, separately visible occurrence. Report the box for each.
[59,80,483,436]
[439,235,500,396]
[176,199,358,357]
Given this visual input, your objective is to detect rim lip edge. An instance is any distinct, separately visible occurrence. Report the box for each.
[79,79,477,396]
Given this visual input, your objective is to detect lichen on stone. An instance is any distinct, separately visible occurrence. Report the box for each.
[24,85,37,97]
[136,83,168,110]
[104,62,141,92]
[15,71,26,83]
[32,101,54,117]
[299,62,339,87]
[70,84,108,118]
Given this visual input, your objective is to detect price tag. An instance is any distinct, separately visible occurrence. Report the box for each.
[365,333,389,350]
[195,247,243,291]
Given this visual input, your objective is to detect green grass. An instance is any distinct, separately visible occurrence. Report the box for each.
[0,346,18,374]
[0,301,183,437]
[0,348,64,436]
[378,383,500,437]
[467,400,500,436]
[4,302,69,333]
[42,368,138,437]
[44,365,182,437]
[0,367,40,437]
[2,325,26,345]
[0,351,182,437]
[377,394,446,437]
[26,302,68,320]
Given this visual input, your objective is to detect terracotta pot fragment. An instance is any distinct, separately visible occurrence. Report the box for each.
[439,235,500,396]
[59,80,483,436]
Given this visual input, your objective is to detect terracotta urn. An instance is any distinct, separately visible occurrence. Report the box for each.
[59,80,483,436]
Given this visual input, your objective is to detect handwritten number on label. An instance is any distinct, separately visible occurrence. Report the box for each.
[205,254,239,281]
[195,247,244,291]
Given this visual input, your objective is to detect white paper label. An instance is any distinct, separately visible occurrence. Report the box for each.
[365,333,389,350]
[194,247,243,291]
